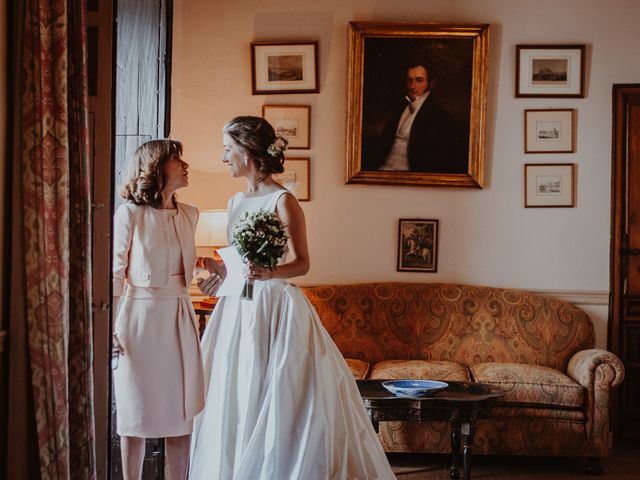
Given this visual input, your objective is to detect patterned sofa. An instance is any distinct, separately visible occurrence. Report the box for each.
[301,283,625,472]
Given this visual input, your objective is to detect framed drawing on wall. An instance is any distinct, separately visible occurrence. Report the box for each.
[262,105,311,149]
[274,158,310,201]
[516,45,585,98]
[524,109,575,153]
[251,42,319,94]
[346,22,490,189]
[524,163,575,208]
[397,218,439,272]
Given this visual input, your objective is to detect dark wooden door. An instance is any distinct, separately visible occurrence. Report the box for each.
[610,84,640,441]
[111,0,172,478]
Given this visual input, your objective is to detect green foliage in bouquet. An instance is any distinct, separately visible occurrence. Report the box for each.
[231,209,289,299]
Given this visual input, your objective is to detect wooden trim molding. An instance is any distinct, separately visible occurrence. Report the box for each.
[529,289,609,306]
[0,330,6,353]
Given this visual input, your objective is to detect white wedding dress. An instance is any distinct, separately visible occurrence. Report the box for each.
[189,190,395,480]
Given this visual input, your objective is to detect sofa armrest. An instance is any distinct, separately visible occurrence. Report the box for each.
[567,349,625,389]
[567,349,625,458]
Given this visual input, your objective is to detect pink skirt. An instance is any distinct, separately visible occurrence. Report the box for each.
[114,277,204,437]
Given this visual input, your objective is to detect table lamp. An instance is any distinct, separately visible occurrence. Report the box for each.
[195,209,228,259]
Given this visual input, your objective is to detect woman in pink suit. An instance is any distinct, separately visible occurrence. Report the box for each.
[112,139,220,480]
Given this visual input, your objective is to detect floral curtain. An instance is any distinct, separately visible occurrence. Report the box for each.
[20,0,95,478]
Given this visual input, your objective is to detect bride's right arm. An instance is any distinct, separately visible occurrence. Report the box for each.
[264,193,310,280]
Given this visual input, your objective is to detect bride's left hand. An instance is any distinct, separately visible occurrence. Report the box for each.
[243,262,275,281]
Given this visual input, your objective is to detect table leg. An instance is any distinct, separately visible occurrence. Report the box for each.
[462,422,475,480]
[198,313,207,337]
[450,419,461,479]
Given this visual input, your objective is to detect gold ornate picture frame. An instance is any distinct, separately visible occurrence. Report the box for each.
[346,22,490,188]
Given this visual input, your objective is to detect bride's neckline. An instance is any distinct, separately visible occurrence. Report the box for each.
[241,189,286,199]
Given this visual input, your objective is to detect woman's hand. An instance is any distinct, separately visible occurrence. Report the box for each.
[243,261,275,281]
[198,272,223,296]
[112,333,125,355]
[203,256,227,278]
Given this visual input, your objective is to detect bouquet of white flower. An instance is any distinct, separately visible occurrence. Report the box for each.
[231,209,289,300]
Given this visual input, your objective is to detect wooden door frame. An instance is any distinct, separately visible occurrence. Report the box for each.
[609,83,640,441]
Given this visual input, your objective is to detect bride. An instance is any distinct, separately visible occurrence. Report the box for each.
[189,116,395,479]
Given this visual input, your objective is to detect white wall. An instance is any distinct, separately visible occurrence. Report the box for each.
[172,0,640,348]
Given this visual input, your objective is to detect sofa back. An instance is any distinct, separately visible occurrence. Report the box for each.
[301,283,595,371]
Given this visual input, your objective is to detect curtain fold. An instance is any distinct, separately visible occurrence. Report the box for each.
[20,0,95,478]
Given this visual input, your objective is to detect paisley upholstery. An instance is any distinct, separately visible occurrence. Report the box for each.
[302,282,625,461]
[370,359,470,382]
[303,283,595,370]
[471,363,584,408]
[345,358,370,380]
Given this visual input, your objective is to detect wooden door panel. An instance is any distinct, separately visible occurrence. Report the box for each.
[626,101,640,293]
[611,86,640,441]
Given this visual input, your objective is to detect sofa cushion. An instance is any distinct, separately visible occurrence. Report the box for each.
[345,358,370,379]
[369,359,470,381]
[471,363,584,409]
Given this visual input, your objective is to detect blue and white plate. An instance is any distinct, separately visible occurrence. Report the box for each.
[382,380,448,397]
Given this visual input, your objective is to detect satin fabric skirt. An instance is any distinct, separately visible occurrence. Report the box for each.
[189,280,395,479]
[114,278,204,437]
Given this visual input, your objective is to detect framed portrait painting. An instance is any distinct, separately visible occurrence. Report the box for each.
[397,219,439,272]
[262,105,311,149]
[524,163,575,208]
[524,109,575,153]
[346,22,490,188]
[273,158,310,201]
[516,45,585,98]
[251,42,319,94]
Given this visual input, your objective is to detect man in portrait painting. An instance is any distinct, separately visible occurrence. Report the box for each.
[364,62,467,173]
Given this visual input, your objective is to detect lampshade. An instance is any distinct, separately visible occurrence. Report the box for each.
[195,209,228,250]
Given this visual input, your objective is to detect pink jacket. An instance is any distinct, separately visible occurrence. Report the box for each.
[112,202,198,296]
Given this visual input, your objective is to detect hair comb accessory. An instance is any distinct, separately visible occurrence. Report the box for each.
[267,136,289,157]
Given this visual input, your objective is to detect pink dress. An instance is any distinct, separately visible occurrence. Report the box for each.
[113,206,204,437]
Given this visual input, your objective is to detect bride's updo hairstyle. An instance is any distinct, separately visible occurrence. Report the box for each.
[224,116,286,176]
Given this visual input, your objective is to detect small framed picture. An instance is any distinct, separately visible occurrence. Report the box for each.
[524,163,575,208]
[262,105,311,149]
[251,42,319,94]
[516,45,585,98]
[274,158,310,201]
[525,109,575,153]
[397,219,439,272]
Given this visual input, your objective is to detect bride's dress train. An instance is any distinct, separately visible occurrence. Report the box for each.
[189,191,395,479]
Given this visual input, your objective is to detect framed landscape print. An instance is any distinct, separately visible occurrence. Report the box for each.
[397,218,439,272]
[251,42,319,94]
[516,45,585,98]
[346,22,490,189]
[524,163,575,207]
[524,109,575,153]
[262,105,311,149]
[274,158,310,201]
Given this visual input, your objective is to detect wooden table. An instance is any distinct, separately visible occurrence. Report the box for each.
[192,299,216,337]
[357,379,504,480]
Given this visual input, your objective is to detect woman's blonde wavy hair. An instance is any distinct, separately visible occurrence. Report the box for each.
[119,139,183,206]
